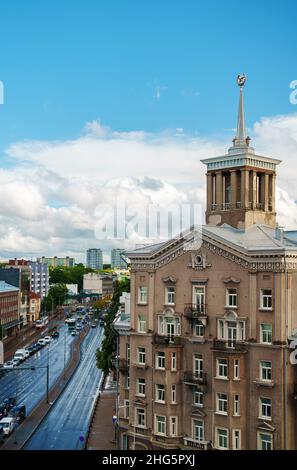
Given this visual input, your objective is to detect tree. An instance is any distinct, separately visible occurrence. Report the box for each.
[44,283,68,312]
[49,264,94,292]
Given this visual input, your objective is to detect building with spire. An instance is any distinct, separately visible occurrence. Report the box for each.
[115,76,297,450]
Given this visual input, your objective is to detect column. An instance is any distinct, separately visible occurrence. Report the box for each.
[230,170,237,208]
[252,170,257,209]
[216,172,223,210]
[271,174,276,212]
[206,173,212,212]
[241,169,249,209]
[264,173,269,211]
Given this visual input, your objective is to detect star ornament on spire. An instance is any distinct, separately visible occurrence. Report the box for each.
[237,74,246,88]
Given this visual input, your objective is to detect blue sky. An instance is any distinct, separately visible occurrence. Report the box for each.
[0,0,297,151]
[1,0,297,261]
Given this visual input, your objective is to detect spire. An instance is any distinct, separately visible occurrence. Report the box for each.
[232,74,251,149]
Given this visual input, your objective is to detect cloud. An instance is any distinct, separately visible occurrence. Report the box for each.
[1,114,297,261]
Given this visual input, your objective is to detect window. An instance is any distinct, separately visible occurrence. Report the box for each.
[193,353,204,378]
[158,316,181,337]
[137,378,146,397]
[261,324,272,344]
[138,287,148,304]
[193,286,205,312]
[137,315,146,333]
[261,289,272,309]
[155,415,166,436]
[124,400,129,418]
[217,319,246,343]
[194,391,203,407]
[226,288,237,307]
[170,416,178,437]
[137,347,146,364]
[260,361,272,382]
[125,372,130,389]
[216,428,229,449]
[217,358,228,379]
[232,429,241,450]
[136,408,145,427]
[259,397,272,419]
[216,393,228,415]
[171,352,177,371]
[171,384,177,404]
[193,419,204,442]
[193,321,204,337]
[156,352,165,370]
[234,359,240,380]
[126,343,130,361]
[156,384,166,403]
[166,286,175,305]
[234,395,240,416]
[258,433,273,450]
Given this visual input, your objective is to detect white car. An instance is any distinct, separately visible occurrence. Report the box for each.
[3,361,14,370]
[37,338,47,346]
[0,417,17,435]
[44,336,52,344]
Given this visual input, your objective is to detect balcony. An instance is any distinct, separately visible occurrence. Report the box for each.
[153,334,183,347]
[118,358,129,371]
[130,425,150,436]
[184,371,207,386]
[221,203,231,211]
[212,339,247,353]
[183,437,211,450]
[184,304,207,323]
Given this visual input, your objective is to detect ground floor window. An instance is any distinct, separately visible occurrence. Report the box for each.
[258,432,273,450]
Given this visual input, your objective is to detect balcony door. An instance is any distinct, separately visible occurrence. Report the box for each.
[227,321,237,348]
[193,286,205,313]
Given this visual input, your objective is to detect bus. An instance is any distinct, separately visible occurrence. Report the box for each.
[35,316,49,329]
[66,318,76,330]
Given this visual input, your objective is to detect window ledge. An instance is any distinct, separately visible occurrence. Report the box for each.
[137,302,148,306]
[225,305,238,309]
[258,308,273,312]
[215,376,229,381]
[253,379,275,388]
[154,401,166,405]
[258,416,272,421]
[214,412,228,416]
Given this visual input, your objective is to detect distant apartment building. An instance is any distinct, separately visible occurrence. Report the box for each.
[0,281,20,338]
[111,249,127,269]
[83,273,113,296]
[29,291,41,323]
[37,256,75,268]
[7,258,49,306]
[0,263,31,326]
[28,261,49,300]
[66,284,78,296]
[86,248,103,270]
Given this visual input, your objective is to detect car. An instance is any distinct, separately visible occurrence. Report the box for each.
[12,358,20,367]
[0,417,17,436]
[0,406,7,420]
[52,331,59,339]
[9,405,26,424]
[44,336,52,344]
[3,361,14,370]
[0,426,4,444]
[14,349,28,362]
[26,346,34,355]
[31,343,39,352]
[91,323,97,328]
[37,338,47,346]
[2,398,16,413]
[71,331,77,336]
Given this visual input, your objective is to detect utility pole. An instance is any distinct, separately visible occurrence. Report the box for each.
[46,345,50,404]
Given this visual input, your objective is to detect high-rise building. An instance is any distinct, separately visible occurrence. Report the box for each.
[29,261,49,300]
[111,249,127,269]
[37,256,75,268]
[86,248,103,270]
[116,76,297,450]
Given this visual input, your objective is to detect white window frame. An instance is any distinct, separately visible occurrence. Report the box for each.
[165,286,175,305]
[138,286,148,304]
[257,432,273,450]
[170,416,178,437]
[260,360,272,382]
[136,408,146,428]
[137,378,146,397]
[226,288,237,307]
[233,394,240,416]
[192,419,204,442]
[260,324,272,344]
[193,353,204,378]
[192,285,205,310]
[216,427,229,450]
[155,384,166,403]
[233,359,240,380]
[124,399,129,419]
[217,358,228,379]
[158,315,181,337]
[261,289,272,310]
[155,415,166,436]
[171,384,177,404]
[193,320,204,338]
[137,315,146,333]
[137,347,146,364]
[259,397,272,420]
[171,352,177,371]
[156,352,165,370]
[216,393,228,415]
[194,390,203,407]
[232,429,241,450]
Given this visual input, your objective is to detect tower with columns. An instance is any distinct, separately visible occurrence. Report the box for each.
[202,75,281,229]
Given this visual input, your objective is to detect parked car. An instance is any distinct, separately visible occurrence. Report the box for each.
[37,338,47,346]
[44,336,52,344]
[71,331,77,336]
[0,406,7,420]
[14,349,28,362]
[3,361,14,370]
[26,346,34,355]
[52,331,59,338]
[0,425,4,444]
[9,405,26,424]
[91,324,97,329]
[0,417,17,436]
[12,358,20,367]
[3,397,16,409]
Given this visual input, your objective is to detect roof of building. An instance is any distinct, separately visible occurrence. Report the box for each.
[0,280,19,293]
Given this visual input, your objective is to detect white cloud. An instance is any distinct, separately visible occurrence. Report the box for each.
[1,114,297,261]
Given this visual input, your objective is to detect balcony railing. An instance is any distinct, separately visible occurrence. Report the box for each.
[222,203,231,210]
[184,371,207,385]
[130,425,150,436]
[153,334,183,346]
[184,303,207,318]
[183,437,211,450]
[118,358,129,371]
[212,339,247,352]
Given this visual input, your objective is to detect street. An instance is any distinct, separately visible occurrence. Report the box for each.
[24,325,104,449]
[0,323,74,415]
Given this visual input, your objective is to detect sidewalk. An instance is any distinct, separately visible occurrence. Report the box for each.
[1,326,90,450]
[86,375,116,450]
